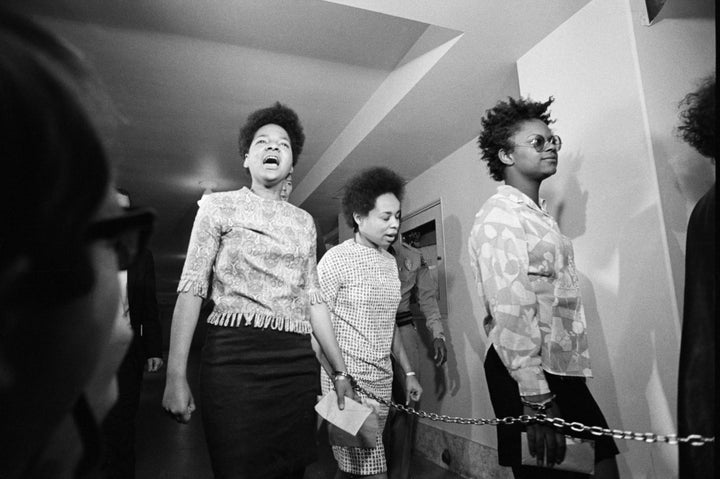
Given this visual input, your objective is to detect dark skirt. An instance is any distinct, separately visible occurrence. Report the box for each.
[200,323,319,479]
[484,345,619,467]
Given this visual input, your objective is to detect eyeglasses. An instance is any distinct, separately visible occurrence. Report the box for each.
[514,134,562,152]
[85,207,156,270]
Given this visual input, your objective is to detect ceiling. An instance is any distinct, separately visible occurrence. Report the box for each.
[7,0,589,298]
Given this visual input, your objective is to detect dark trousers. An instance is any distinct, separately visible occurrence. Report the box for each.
[101,339,144,479]
[382,355,417,479]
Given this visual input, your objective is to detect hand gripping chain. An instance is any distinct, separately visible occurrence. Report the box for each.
[349,381,714,447]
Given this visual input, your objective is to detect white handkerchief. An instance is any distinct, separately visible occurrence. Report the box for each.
[314,390,372,436]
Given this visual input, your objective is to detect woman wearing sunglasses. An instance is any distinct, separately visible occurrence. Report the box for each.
[162,103,354,479]
[0,8,155,478]
[468,97,620,478]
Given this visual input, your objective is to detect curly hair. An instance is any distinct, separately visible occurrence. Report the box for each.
[477,96,555,181]
[342,167,405,231]
[677,74,716,159]
[238,101,305,166]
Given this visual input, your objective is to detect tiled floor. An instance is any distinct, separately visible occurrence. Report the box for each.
[135,351,463,478]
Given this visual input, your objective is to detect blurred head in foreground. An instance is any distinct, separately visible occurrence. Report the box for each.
[0,8,153,478]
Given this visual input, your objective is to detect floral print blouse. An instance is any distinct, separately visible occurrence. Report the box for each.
[178,187,323,334]
[468,185,592,396]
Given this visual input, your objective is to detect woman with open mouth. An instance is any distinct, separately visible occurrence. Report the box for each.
[162,102,355,479]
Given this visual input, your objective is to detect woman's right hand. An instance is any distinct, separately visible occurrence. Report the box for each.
[333,377,359,410]
[162,375,196,423]
[523,401,566,467]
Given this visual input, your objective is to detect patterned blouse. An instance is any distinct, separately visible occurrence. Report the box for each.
[317,239,401,475]
[178,187,322,334]
[317,239,400,398]
[468,185,592,397]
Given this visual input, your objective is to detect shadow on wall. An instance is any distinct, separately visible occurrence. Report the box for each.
[543,152,635,474]
[442,214,485,398]
[543,149,586,237]
[651,0,716,23]
[576,271,630,476]
[552,152,681,475]
[615,203,680,475]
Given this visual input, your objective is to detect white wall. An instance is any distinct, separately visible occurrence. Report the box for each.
[628,0,716,315]
[397,0,714,477]
[337,1,714,476]
[515,0,713,477]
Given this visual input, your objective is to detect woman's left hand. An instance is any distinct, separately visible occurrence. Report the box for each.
[405,375,423,404]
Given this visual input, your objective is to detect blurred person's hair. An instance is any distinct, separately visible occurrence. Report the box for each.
[0,7,112,477]
[0,8,111,307]
[677,73,716,160]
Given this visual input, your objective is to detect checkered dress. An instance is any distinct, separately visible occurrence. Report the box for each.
[317,239,401,475]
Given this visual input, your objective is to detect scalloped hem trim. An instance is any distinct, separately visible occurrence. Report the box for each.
[207,311,312,334]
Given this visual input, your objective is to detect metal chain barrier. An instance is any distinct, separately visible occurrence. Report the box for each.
[350,382,714,447]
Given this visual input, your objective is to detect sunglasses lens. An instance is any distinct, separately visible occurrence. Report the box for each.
[530,135,546,152]
[87,209,154,270]
[552,136,562,151]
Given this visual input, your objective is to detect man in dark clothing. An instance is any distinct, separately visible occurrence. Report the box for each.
[101,190,164,479]
[384,238,447,479]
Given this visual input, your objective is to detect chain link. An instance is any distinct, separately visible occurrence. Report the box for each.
[350,382,714,447]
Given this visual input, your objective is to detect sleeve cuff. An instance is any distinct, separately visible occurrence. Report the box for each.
[177,278,208,298]
[511,366,551,397]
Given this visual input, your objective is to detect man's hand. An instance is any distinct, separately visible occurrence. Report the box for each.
[146,357,164,372]
[432,338,447,366]
[405,375,423,405]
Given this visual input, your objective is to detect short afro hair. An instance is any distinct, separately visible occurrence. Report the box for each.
[238,101,305,166]
[342,167,405,231]
[477,96,555,181]
[677,74,716,159]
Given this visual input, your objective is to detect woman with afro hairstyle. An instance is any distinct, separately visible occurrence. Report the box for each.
[317,167,422,479]
[163,103,354,479]
[677,73,715,479]
[468,97,620,478]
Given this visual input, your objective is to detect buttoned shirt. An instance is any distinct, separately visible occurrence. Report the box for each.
[468,185,592,396]
[390,242,445,339]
